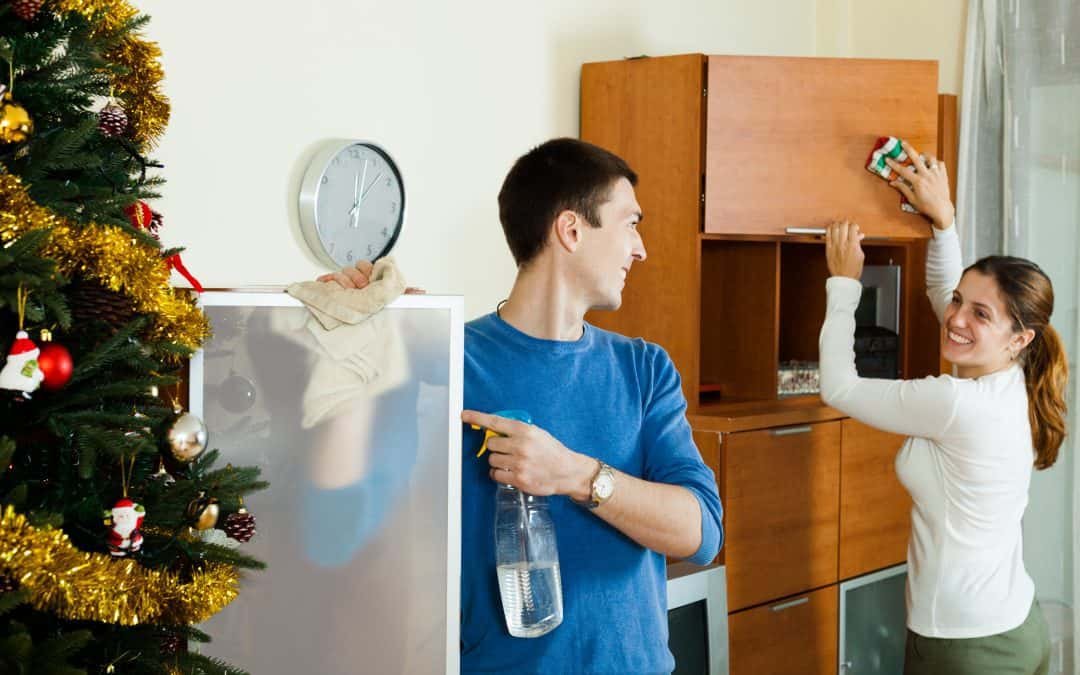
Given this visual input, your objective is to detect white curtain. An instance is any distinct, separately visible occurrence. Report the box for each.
[959,1,1080,673]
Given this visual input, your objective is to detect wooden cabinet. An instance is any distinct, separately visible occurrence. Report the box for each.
[583,53,955,675]
[722,422,840,611]
[728,585,839,675]
[839,420,911,579]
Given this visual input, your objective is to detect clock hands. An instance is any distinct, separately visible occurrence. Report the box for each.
[360,171,383,202]
[347,172,361,228]
[347,161,368,228]
[346,159,383,229]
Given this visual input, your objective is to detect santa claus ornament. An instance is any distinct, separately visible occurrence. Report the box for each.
[0,330,44,398]
[104,497,145,557]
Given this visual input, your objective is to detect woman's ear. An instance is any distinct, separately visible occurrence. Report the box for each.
[1012,327,1036,355]
[552,210,582,253]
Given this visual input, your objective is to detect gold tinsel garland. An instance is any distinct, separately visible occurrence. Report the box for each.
[0,174,209,350]
[52,0,170,146]
[0,506,240,626]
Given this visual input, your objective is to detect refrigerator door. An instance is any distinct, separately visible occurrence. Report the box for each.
[190,292,463,675]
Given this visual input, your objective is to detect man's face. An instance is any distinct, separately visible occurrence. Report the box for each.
[575,178,646,311]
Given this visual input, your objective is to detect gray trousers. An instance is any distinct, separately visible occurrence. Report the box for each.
[904,601,1052,675]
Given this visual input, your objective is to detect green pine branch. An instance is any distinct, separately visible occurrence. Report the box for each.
[174,650,250,675]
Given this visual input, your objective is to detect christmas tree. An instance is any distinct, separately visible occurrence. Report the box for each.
[0,1,266,673]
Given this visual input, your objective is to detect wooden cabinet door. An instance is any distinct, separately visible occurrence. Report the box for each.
[704,55,938,238]
[839,419,911,579]
[729,585,838,675]
[723,421,840,611]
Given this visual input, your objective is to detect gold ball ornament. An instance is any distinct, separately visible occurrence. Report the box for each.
[0,92,32,144]
[186,492,219,530]
[166,411,208,463]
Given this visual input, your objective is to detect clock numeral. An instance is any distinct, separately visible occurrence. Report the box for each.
[367,244,374,256]
[380,228,388,237]
[348,148,360,159]
[385,177,392,188]
[389,201,397,214]
[346,251,353,262]
[321,176,328,185]
[332,157,340,165]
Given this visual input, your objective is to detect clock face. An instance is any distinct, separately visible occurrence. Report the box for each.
[302,141,405,268]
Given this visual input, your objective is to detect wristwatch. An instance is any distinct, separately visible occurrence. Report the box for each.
[579,460,615,509]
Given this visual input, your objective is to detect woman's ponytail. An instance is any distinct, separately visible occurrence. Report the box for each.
[1025,323,1068,469]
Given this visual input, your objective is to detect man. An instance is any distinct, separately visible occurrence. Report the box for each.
[322,138,723,674]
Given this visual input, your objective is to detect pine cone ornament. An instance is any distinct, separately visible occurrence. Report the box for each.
[97,103,128,138]
[10,0,44,20]
[0,574,19,593]
[159,632,186,655]
[223,508,256,543]
[66,277,137,332]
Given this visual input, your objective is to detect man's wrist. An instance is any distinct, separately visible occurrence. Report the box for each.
[566,454,599,503]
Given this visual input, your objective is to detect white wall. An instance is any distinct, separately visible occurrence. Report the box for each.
[817,0,968,95]
[142,0,817,319]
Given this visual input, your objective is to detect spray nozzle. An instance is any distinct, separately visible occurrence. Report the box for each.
[471,409,532,457]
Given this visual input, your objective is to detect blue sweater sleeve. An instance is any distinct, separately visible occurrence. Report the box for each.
[639,343,724,565]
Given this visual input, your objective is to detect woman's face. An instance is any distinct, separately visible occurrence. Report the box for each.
[941,269,1032,378]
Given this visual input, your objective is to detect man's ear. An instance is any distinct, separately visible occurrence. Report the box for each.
[552,210,583,253]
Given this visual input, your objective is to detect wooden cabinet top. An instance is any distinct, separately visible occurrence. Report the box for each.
[690,396,847,434]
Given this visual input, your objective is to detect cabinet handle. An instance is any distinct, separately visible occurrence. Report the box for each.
[771,425,812,436]
[770,597,810,612]
[784,226,890,241]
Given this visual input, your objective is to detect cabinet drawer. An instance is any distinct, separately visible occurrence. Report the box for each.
[704,55,938,238]
[729,585,838,675]
[723,421,840,611]
[840,419,911,579]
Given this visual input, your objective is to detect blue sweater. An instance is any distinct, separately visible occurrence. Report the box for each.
[462,313,724,675]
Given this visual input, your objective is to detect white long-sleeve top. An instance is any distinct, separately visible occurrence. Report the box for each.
[819,224,1036,638]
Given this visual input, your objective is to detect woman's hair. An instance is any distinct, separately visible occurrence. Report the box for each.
[967,256,1069,469]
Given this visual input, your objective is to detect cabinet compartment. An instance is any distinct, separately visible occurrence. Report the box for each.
[723,421,840,611]
[701,239,919,407]
[728,585,839,675]
[700,240,779,403]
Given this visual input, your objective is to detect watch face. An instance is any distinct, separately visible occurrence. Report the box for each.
[594,471,615,500]
[307,142,404,268]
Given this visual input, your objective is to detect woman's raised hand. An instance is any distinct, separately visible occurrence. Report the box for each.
[825,220,865,280]
[886,140,955,230]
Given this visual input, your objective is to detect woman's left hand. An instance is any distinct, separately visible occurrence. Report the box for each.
[825,220,865,280]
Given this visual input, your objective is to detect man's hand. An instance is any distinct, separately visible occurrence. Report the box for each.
[461,410,595,500]
[825,220,865,280]
[886,140,955,230]
[315,259,425,294]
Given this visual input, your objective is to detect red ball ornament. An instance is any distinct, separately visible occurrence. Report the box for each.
[124,201,154,232]
[38,342,73,390]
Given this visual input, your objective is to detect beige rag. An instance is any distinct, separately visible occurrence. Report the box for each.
[287,257,407,330]
[283,257,410,429]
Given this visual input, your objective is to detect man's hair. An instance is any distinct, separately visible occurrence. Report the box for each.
[497,138,637,267]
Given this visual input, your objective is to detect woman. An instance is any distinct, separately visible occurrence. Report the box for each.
[819,140,1067,675]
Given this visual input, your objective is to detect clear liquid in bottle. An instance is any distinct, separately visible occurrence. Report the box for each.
[496,561,563,638]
